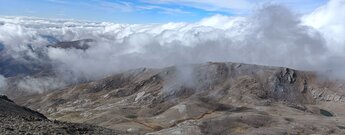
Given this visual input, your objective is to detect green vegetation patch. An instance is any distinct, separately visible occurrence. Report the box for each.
[320,109,334,117]
[125,114,138,119]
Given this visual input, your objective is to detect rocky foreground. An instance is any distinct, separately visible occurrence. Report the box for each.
[6,62,345,134]
[0,95,122,134]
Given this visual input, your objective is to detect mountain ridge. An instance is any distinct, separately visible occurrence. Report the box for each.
[11,62,345,134]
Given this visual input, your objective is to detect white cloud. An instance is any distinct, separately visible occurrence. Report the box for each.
[17,76,66,93]
[303,0,345,53]
[138,5,191,15]
[141,0,327,14]
[142,0,252,10]
[141,0,253,14]
[95,0,190,15]
[0,0,344,92]
[197,14,246,29]
[99,1,136,12]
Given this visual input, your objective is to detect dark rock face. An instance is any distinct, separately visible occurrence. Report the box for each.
[0,95,47,120]
[0,96,121,134]
[0,95,13,103]
[266,68,313,104]
[47,39,93,50]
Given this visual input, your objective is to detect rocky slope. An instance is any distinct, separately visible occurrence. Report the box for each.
[13,62,345,134]
[0,95,122,134]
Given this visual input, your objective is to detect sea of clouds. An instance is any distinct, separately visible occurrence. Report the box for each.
[0,0,344,93]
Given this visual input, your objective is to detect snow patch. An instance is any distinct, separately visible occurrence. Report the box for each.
[135,91,146,102]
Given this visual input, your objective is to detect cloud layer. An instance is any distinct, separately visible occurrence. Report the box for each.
[303,0,345,53]
[0,0,344,92]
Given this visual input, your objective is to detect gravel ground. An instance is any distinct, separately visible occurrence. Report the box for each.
[0,95,123,135]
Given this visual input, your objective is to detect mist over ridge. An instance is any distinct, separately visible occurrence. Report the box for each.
[0,0,344,93]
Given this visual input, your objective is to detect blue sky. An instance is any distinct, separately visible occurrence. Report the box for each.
[0,0,327,23]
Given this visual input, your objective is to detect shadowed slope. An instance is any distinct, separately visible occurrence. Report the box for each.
[0,95,122,134]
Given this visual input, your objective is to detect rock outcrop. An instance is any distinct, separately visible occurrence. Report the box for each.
[47,39,93,50]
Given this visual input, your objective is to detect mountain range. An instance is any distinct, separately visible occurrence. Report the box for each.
[3,60,345,134]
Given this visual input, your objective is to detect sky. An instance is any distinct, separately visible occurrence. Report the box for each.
[0,0,328,23]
